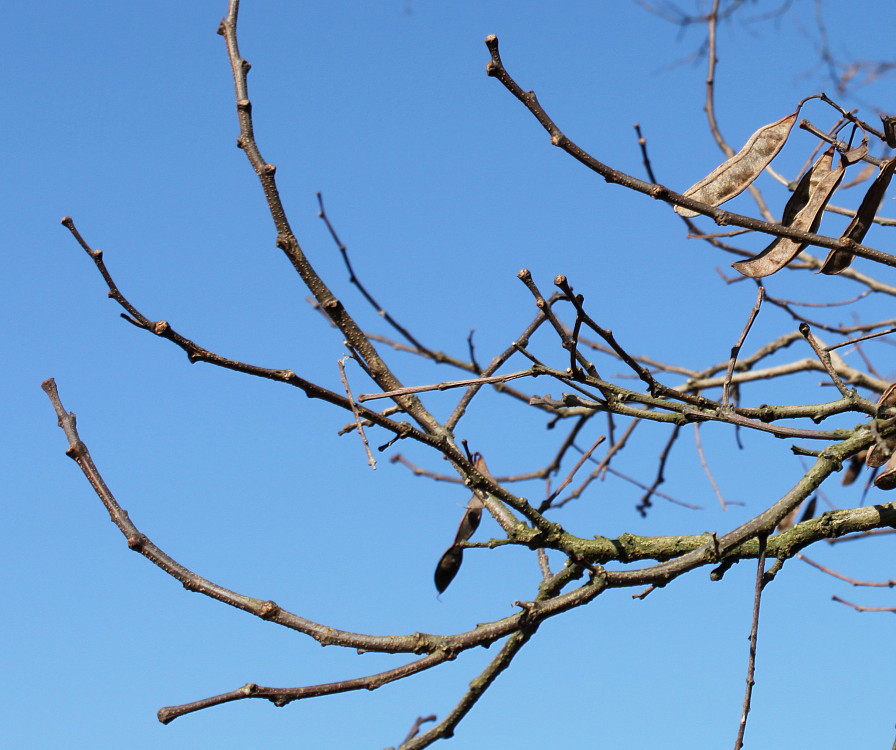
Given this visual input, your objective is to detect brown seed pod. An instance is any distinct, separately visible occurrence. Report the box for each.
[841,452,867,486]
[732,151,845,278]
[675,111,798,218]
[432,454,491,593]
[864,384,896,469]
[877,382,896,409]
[434,545,463,594]
[873,452,896,490]
[881,115,896,149]
[779,147,837,226]
[819,157,896,274]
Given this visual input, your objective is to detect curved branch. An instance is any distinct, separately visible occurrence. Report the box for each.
[217,1,442,436]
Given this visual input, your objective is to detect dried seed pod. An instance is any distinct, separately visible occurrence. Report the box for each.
[841,140,869,165]
[797,494,817,524]
[432,454,492,593]
[778,494,819,531]
[732,151,845,278]
[877,382,896,409]
[865,441,890,469]
[454,495,484,545]
[819,157,896,274]
[434,545,463,594]
[873,452,896,490]
[864,384,896,469]
[882,115,896,149]
[432,496,483,594]
[675,111,798,218]
[780,147,836,226]
[841,452,866,486]
[776,503,799,532]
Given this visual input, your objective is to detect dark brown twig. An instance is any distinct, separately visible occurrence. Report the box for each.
[723,286,765,405]
[734,535,769,750]
[317,192,438,359]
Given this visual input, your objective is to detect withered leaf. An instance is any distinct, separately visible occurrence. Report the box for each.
[732,150,845,278]
[819,157,896,275]
[675,111,798,218]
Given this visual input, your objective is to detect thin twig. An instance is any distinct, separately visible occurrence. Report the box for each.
[703,0,776,223]
[538,434,606,512]
[798,323,854,398]
[723,286,765,405]
[217,1,440,434]
[695,423,732,510]
[317,192,437,358]
[338,356,376,469]
[798,554,896,587]
[637,424,682,515]
[831,596,896,613]
[734,535,768,750]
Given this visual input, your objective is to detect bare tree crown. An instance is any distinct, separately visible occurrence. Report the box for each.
[45,1,896,748]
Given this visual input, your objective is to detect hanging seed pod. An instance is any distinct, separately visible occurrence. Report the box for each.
[675,111,798,218]
[820,157,896,274]
[732,150,845,278]
[781,147,836,226]
[434,545,463,594]
[881,115,896,149]
[433,455,491,593]
[797,494,817,523]
[841,451,867,485]
[865,383,896,469]
[433,494,483,594]
[873,452,896,490]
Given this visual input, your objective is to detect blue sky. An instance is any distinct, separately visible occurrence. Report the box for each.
[6,2,896,748]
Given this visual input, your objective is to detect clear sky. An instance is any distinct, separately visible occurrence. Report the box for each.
[5,1,895,748]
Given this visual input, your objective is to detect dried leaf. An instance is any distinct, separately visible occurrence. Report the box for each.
[675,111,798,218]
[732,151,845,278]
[819,157,896,274]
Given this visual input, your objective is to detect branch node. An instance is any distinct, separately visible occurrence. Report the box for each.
[258,600,282,620]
